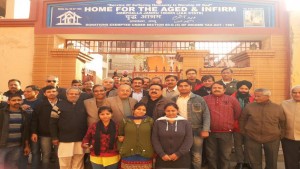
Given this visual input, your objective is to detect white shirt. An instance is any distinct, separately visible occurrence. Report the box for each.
[176,93,191,119]
[132,90,143,102]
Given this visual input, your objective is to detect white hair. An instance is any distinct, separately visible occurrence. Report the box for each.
[291,85,300,93]
[254,88,271,96]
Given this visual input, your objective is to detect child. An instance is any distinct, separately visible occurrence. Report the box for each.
[82,106,120,169]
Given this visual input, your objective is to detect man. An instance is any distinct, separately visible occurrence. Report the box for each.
[71,80,83,90]
[0,94,30,169]
[185,69,202,91]
[72,80,93,100]
[140,84,172,120]
[84,85,107,127]
[120,76,131,85]
[39,75,66,100]
[231,80,254,169]
[162,75,179,99]
[172,79,210,169]
[151,77,163,85]
[102,77,117,97]
[239,88,285,169]
[22,85,41,111]
[203,82,241,169]
[103,84,137,123]
[112,75,120,89]
[31,85,59,169]
[130,77,149,101]
[143,77,151,91]
[281,85,300,169]
[216,68,238,95]
[82,80,94,94]
[2,79,24,101]
[50,87,87,169]
[21,85,41,169]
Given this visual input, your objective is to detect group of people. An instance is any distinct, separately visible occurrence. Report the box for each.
[0,68,299,169]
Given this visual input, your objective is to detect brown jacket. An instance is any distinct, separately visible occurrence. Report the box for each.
[239,101,286,143]
[103,96,137,124]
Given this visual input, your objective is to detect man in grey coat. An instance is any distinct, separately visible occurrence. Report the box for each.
[172,79,210,169]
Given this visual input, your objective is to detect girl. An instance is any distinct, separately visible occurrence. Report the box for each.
[118,102,154,169]
[82,106,119,169]
[152,102,193,169]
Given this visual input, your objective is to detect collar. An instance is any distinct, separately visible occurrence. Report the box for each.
[166,86,177,92]
[178,92,191,98]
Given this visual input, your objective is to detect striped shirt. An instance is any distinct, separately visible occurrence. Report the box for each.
[7,111,22,147]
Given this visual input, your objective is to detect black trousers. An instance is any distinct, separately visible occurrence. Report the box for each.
[282,138,300,169]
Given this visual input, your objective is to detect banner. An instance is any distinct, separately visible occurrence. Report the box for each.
[47,0,275,28]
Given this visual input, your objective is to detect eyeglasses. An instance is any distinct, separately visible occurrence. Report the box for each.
[47,80,57,83]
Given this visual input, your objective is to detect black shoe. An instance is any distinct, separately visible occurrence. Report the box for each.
[243,163,252,169]
[235,163,243,169]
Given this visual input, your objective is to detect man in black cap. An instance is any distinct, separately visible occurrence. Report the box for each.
[231,80,254,169]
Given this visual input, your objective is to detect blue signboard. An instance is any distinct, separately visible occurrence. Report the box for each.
[47,0,275,28]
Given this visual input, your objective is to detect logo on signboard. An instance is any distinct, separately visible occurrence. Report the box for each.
[56,11,82,25]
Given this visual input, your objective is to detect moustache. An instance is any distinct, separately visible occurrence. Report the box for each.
[213,90,221,92]
[151,92,157,94]
[13,103,21,106]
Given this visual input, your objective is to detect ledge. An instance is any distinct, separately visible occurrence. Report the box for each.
[231,50,276,62]
[176,50,210,61]
[0,19,36,27]
[51,49,93,63]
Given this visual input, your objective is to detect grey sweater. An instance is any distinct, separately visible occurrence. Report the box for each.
[151,118,193,158]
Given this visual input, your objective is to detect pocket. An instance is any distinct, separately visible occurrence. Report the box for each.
[192,103,202,113]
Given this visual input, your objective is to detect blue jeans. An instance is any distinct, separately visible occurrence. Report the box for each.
[191,130,204,169]
[18,149,28,169]
[40,136,53,169]
[0,146,22,169]
[91,162,118,169]
[31,140,40,169]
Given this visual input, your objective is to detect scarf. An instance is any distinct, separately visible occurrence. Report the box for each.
[94,120,116,156]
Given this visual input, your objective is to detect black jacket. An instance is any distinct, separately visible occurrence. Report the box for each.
[50,98,87,142]
[31,99,60,137]
[0,106,30,148]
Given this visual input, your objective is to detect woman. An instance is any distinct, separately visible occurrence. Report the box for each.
[194,75,215,97]
[118,102,154,169]
[152,102,193,169]
[82,106,119,169]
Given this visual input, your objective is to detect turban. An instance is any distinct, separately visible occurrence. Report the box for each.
[236,80,252,90]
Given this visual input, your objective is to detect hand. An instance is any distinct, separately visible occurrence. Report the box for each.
[162,155,171,161]
[201,131,209,138]
[21,104,30,111]
[24,146,31,156]
[52,139,59,146]
[82,143,93,149]
[31,134,38,142]
[118,136,125,142]
[169,153,179,161]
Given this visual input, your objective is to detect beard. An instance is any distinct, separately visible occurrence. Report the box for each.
[237,91,250,98]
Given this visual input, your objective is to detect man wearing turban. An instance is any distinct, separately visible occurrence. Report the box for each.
[231,80,254,169]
